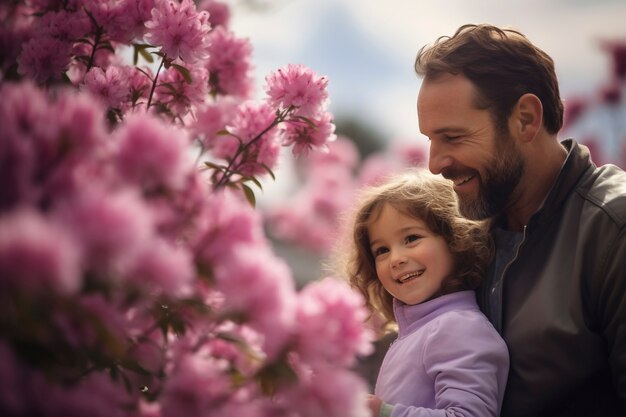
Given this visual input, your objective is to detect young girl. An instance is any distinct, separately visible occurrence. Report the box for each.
[342,170,509,417]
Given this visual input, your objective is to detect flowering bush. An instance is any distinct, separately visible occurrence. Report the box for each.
[266,137,428,255]
[0,1,373,416]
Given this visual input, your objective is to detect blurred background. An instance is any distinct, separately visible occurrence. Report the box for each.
[224,0,626,285]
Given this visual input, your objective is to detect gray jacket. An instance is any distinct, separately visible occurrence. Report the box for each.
[479,139,626,417]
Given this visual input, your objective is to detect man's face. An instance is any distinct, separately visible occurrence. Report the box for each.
[417,73,524,220]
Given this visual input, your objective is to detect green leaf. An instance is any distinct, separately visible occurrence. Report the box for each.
[292,115,317,128]
[241,184,256,207]
[260,163,276,180]
[171,63,192,83]
[255,361,298,396]
[203,161,227,171]
[139,47,155,64]
[97,41,115,53]
[241,175,263,191]
[216,129,231,136]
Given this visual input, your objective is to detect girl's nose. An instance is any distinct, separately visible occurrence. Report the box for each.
[391,252,408,269]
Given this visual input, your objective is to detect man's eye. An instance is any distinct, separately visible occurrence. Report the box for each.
[444,135,461,142]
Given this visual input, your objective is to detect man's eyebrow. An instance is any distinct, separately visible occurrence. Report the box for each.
[431,126,466,135]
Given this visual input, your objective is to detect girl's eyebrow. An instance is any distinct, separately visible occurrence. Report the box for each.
[369,224,431,249]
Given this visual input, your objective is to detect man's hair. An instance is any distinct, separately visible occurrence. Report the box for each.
[415,23,563,134]
[340,170,492,325]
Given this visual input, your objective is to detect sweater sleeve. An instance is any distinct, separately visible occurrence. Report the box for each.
[391,312,509,417]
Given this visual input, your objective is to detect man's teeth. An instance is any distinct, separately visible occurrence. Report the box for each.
[398,270,424,283]
[454,175,474,186]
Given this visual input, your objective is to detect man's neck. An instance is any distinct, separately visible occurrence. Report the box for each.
[504,140,568,232]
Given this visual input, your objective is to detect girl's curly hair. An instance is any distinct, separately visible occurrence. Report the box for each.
[337,170,492,327]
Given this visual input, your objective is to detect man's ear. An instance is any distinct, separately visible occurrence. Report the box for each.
[512,93,543,142]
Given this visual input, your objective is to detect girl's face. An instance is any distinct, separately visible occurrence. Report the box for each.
[367,203,454,305]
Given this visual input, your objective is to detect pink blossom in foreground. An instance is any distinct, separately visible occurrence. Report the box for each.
[206,26,254,98]
[213,244,296,359]
[53,187,154,276]
[85,0,156,43]
[265,63,329,117]
[160,353,231,417]
[281,110,336,156]
[0,209,81,295]
[144,0,212,64]
[125,237,195,295]
[294,277,373,367]
[154,64,210,116]
[192,189,268,266]
[29,368,133,417]
[37,10,90,42]
[189,97,238,148]
[81,66,131,109]
[0,82,54,209]
[280,367,370,417]
[17,36,73,83]
[114,112,191,192]
[198,0,231,28]
[219,101,281,176]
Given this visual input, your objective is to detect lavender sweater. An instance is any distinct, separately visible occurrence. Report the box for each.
[375,291,509,417]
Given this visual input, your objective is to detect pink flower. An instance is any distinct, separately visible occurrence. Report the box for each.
[30,368,133,417]
[37,10,91,42]
[144,0,212,64]
[198,0,231,28]
[218,101,281,176]
[154,63,210,116]
[0,82,53,210]
[213,244,296,359]
[193,189,268,266]
[125,237,195,295]
[53,187,154,276]
[85,0,156,43]
[391,140,428,168]
[17,36,73,83]
[115,112,191,192]
[281,368,370,417]
[306,135,361,172]
[189,97,238,148]
[206,26,254,98]
[0,209,82,295]
[294,277,373,367]
[281,110,337,156]
[160,353,231,417]
[81,65,131,109]
[357,153,399,187]
[265,64,329,117]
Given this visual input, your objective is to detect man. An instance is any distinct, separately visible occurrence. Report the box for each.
[415,24,626,416]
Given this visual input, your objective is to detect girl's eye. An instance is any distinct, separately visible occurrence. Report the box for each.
[373,247,389,257]
[405,234,421,244]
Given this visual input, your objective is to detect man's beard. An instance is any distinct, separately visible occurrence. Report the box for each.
[458,137,525,220]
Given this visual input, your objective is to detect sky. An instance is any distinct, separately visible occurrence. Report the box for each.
[229,0,626,149]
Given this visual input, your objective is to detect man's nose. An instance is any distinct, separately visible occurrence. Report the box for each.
[428,140,451,175]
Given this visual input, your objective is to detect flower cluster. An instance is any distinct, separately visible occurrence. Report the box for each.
[0,1,371,416]
[266,137,428,254]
